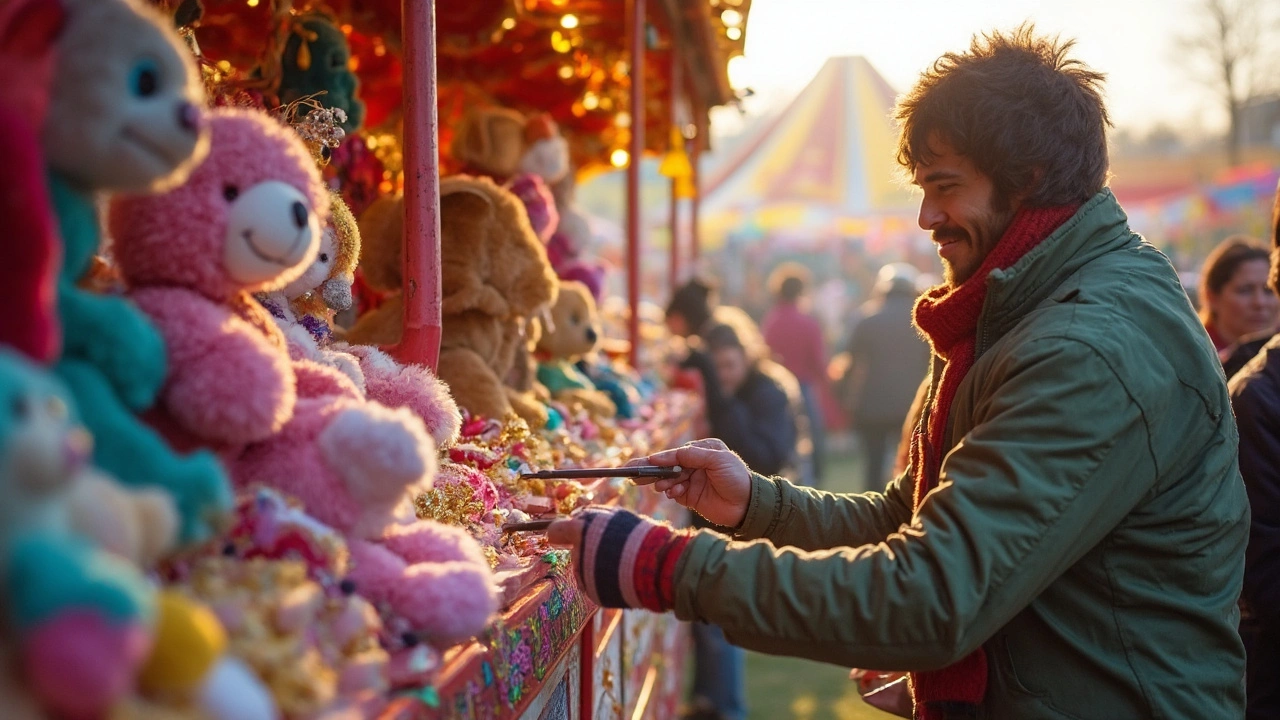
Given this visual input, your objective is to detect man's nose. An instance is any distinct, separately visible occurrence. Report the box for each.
[918,198,945,231]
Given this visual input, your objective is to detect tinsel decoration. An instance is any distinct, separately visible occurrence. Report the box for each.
[275,95,348,167]
[415,482,486,528]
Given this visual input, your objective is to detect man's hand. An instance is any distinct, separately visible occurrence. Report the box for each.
[627,439,752,529]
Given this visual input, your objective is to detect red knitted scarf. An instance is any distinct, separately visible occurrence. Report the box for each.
[908,203,1078,719]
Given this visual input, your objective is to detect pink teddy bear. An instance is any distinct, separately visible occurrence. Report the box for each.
[108,108,497,641]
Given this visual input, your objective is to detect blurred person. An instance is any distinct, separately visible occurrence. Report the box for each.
[1199,236,1278,361]
[677,313,804,720]
[1229,180,1280,720]
[836,263,931,490]
[762,262,829,485]
[665,277,718,342]
[551,26,1248,720]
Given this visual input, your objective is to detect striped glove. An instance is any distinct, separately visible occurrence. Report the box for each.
[571,507,694,612]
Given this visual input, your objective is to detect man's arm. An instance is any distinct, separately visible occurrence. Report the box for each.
[733,471,913,551]
[1231,373,1280,616]
[674,338,1158,669]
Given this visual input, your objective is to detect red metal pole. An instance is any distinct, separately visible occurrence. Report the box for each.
[690,133,700,268]
[668,46,681,293]
[389,0,442,370]
[626,0,645,369]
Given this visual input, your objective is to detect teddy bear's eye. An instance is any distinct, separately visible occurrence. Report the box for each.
[223,185,240,202]
[11,395,31,420]
[130,59,161,98]
[320,146,333,163]
[319,253,330,263]
[45,396,67,421]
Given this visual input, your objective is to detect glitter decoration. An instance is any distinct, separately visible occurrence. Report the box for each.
[275,95,349,167]
[415,481,486,527]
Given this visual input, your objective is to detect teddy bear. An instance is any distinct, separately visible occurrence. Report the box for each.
[346,175,559,426]
[536,281,617,419]
[108,108,497,642]
[43,0,230,544]
[451,106,570,243]
[257,191,462,446]
[0,346,160,719]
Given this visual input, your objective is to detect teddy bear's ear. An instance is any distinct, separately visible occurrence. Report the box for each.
[356,195,404,292]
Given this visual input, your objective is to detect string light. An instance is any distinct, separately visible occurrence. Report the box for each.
[615,112,631,128]
[551,31,572,53]
[561,14,580,29]
[247,0,259,6]
[727,27,742,40]
[583,92,600,110]
[720,9,743,27]
[558,65,574,79]
[502,17,517,29]
[610,149,630,167]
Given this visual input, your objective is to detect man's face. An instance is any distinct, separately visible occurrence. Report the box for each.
[914,141,1017,287]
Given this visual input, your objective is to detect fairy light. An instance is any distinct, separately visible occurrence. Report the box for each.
[502,17,517,29]
[615,112,631,128]
[247,0,259,6]
[583,92,600,110]
[558,65,574,79]
[561,14,580,29]
[727,27,742,40]
[720,8,743,26]
[550,31,572,53]
[610,149,630,168]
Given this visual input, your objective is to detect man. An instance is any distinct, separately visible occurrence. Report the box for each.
[1229,179,1280,720]
[551,26,1247,719]
[762,264,828,485]
[837,263,931,490]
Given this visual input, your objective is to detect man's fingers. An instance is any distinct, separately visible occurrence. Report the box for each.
[623,456,651,468]
[688,438,728,451]
[546,519,584,546]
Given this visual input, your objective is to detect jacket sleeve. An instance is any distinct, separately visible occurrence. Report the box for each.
[673,338,1158,670]
[733,472,914,551]
[1231,371,1280,616]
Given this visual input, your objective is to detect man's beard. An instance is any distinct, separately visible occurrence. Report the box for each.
[934,207,1015,288]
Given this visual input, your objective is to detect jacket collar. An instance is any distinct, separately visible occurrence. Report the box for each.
[976,189,1133,355]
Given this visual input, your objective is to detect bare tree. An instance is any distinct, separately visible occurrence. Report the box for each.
[1177,0,1278,166]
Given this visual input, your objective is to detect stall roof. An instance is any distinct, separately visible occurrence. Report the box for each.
[186,0,749,172]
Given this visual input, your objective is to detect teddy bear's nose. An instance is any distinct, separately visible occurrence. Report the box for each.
[586,327,598,343]
[291,201,309,229]
[177,101,203,134]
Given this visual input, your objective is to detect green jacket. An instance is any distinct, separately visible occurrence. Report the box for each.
[673,191,1248,719]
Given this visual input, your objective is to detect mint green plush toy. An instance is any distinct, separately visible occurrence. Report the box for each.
[0,348,156,717]
[43,0,229,542]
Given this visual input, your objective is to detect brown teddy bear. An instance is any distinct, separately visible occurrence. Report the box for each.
[346,176,558,426]
[535,281,617,419]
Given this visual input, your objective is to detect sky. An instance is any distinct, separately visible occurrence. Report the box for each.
[711,0,1242,141]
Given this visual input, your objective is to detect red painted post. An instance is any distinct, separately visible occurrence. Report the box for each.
[690,125,701,267]
[668,46,681,292]
[626,0,645,369]
[389,0,442,370]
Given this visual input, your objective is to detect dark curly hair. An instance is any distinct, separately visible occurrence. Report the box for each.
[895,24,1111,209]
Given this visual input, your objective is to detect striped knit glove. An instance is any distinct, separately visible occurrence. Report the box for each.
[570,507,694,612]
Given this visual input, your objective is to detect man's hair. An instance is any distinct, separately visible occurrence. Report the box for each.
[767,262,811,302]
[1270,179,1280,293]
[1199,235,1271,324]
[895,24,1111,208]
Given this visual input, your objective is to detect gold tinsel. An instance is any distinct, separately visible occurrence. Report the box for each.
[414,482,485,527]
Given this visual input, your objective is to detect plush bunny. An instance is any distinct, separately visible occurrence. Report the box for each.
[44,0,229,544]
[109,108,497,642]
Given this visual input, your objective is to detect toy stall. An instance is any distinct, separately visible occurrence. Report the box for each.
[0,0,747,718]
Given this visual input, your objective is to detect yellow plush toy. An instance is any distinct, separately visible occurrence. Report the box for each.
[535,281,617,419]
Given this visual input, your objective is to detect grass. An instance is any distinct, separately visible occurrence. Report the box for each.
[739,439,901,720]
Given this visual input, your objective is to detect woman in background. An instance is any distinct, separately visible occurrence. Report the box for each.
[1200,236,1278,362]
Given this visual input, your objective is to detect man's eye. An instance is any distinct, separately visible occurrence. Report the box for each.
[938,183,958,192]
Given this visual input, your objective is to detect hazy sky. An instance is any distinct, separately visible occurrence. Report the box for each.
[713,0,1239,139]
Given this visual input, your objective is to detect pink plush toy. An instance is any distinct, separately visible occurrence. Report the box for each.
[256,218,462,447]
[109,108,497,642]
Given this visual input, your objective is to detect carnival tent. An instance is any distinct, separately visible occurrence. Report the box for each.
[700,55,920,252]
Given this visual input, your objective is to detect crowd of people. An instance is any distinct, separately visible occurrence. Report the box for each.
[544,23,1277,720]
